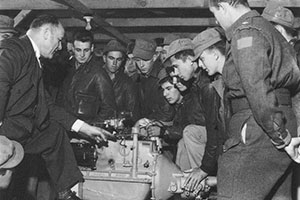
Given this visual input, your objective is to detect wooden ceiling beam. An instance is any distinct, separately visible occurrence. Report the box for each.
[60,17,218,27]
[1,0,300,10]
[51,0,130,44]
[0,0,67,10]
[14,10,32,27]
[60,17,300,28]
[92,32,198,41]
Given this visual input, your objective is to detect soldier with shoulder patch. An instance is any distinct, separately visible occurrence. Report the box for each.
[209,0,300,199]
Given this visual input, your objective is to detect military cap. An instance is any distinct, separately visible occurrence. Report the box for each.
[132,39,157,60]
[163,34,181,45]
[193,28,223,61]
[262,3,295,29]
[103,39,126,55]
[157,67,171,85]
[163,38,193,63]
[0,15,17,34]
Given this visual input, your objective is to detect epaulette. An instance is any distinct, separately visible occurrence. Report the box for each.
[234,21,262,33]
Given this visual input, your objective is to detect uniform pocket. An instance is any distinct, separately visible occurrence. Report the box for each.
[75,92,99,118]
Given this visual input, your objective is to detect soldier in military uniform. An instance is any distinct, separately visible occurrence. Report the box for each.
[209,0,300,199]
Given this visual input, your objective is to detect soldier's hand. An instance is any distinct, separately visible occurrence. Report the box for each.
[284,137,300,163]
[147,125,161,137]
[183,168,208,192]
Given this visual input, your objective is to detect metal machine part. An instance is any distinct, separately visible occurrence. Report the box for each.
[74,124,217,200]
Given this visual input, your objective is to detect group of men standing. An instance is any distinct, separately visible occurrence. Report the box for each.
[2,0,300,200]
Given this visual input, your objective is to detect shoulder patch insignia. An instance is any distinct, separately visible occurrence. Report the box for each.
[237,37,253,50]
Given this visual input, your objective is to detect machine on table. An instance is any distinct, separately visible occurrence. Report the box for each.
[71,118,216,200]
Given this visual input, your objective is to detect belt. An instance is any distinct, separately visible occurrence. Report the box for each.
[230,88,291,114]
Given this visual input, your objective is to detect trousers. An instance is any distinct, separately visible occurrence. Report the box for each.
[176,124,207,170]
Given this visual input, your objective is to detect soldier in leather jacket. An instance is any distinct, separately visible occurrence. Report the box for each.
[57,29,117,123]
[132,39,175,122]
[156,67,208,171]
[102,40,140,122]
[164,38,224,193]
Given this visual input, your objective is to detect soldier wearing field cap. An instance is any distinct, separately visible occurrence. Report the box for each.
[0,15,18,41]
[132,38,175,122]
[208,0,300,199]
[263,2,300,137]
[262,3,298,41]
[263,4,300,199]
[160,33,181,62]
[164,37,223,194]
[0,135,24,189]
[102,40,140,121]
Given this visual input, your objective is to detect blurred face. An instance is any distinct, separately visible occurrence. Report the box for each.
[103,51,124,74]
[170,56,196,81]
[209,4,231,30]
[133,57,154,75]
[0,32,14,41]
[73,40,93,64]
[161,81,181,104]
[41,24,64,59]
[199,49,218,76]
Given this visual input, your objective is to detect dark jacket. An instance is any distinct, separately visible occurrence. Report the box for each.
[192,70,226,174]
[0,36,77,143]
[57,55,117,123]
[105,68,140,121]
[223,10,300,149]
[166,89,206,141]
[135,59,175,122]
[290,38,300,68]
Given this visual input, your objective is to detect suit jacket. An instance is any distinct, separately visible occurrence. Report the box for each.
[0,36,76,144]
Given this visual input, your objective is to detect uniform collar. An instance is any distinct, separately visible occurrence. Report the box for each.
[142,59,163,78]
[225,10,260,41]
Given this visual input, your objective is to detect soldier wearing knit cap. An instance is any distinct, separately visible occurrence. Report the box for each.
[102,40,140,121]
[0,15,18,41]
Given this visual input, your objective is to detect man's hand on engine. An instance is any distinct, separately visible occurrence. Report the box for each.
[147,125,161,137]
[78,122,114,142]
[284,137,300,163]
[135,118,165,137]
[183,168,208,193]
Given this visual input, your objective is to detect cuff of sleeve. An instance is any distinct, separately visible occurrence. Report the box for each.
[71,119,85,132]
[200,164,213,175]
[271,130,292,149]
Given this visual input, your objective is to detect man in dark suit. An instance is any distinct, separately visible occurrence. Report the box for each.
[0,14,110,200]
